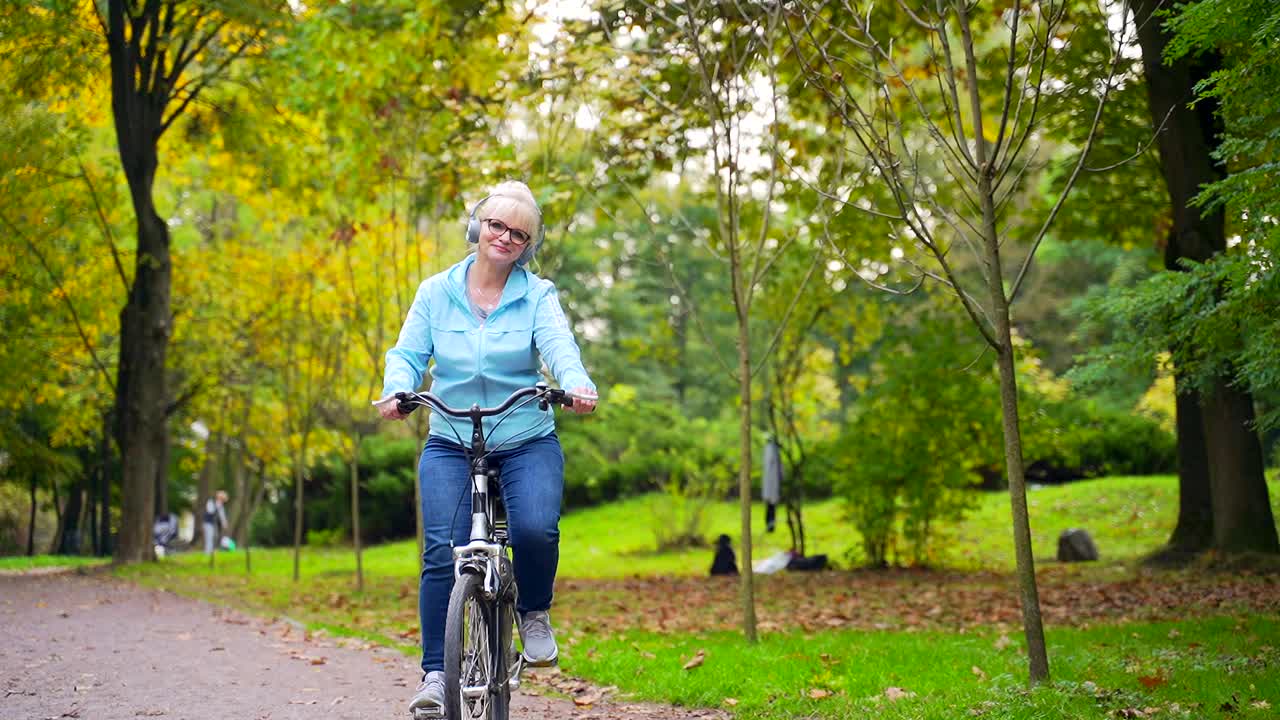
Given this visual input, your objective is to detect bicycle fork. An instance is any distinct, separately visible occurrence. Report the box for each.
[450,463,525,697]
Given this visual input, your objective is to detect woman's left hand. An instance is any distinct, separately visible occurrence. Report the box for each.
[566,387,597,414]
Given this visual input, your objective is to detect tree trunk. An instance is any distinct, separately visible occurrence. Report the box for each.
[735,313,757,642]
[786,503,805,557]
[27,475,38,556]
[1201,381,1279,552]
[88,460,99,557]
[230,445,254,545]
[351,435,364,592]
[293,460,305,582]
[58,477,85,555]
[993,336,1050,682]
[113,199,169,565]
[245,461,267,575]
[98,415,112,557]
[107,0,171,565]
[1132,0,1277,555]
[964,16,1049,672]
[48,477,64,555]
[1165,382,1213,553]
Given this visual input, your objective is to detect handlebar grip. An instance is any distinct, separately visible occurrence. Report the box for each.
[395,392,418,416]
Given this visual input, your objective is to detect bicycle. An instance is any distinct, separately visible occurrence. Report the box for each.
[395,382,579,720]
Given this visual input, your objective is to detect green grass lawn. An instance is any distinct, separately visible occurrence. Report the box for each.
[0,554,111,571]
[106,473,1280,719]
[566,615,1280,719]
[562,474,1280,576]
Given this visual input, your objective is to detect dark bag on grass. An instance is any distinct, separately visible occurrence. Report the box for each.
[786,554,828,572]
[710,534,739,576]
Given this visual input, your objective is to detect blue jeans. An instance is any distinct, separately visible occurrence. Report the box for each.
[417,433,564,673]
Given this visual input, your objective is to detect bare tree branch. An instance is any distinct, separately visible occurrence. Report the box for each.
[78,160,131,292]
[1008,12,1129,302]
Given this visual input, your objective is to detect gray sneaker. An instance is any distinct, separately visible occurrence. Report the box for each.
[409,670,445,718]
[519,610,558,666]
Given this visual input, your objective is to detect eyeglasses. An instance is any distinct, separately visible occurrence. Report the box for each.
[482,218,532,246]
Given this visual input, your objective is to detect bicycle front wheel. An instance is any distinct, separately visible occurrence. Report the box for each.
[444,572,509,720]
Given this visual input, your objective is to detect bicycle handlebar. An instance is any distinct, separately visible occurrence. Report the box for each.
[393,383,580,418]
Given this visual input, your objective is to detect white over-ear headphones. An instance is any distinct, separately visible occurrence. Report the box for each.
[466,194,545,266]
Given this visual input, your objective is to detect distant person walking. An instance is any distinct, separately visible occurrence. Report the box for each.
[202,490,228,554]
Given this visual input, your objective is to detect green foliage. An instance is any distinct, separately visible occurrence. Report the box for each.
[559,384,739,549]
[1072,252,1280,432]
[817,295,1175,566]
[1166,0,1280,246]
[254,433,419,547]
[305,527,346,548]
[1068,0,1280,436]
[0,0,1230,571]
[813,301,990,566]
[558,384,739,506]
[1039,398,1176,479]
[1014,237,1161,382]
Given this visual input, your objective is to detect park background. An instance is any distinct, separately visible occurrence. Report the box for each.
[2,1,1279,718]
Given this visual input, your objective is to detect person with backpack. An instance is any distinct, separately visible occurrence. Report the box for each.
[202,490,228,555]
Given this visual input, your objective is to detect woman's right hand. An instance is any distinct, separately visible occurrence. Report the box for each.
[373,395,407,421]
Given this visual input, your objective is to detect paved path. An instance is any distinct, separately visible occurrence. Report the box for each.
[0,569,725,720]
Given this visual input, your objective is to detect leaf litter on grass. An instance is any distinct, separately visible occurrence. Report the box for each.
[553,567,1280,636]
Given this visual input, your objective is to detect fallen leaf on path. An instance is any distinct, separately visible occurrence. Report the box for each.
[309,657,326,665]
[572,685,615,706]
[683,649,705,670]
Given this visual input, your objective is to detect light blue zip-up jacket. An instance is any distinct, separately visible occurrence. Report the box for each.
[382,253,595,450]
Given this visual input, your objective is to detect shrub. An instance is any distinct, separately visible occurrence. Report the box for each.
[1038,398,1176,478]
[558,384,739,549]
[305,527,346,547]
[251,434,419,547]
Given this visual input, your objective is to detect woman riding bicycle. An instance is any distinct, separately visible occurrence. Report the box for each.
[375,180,596,718]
